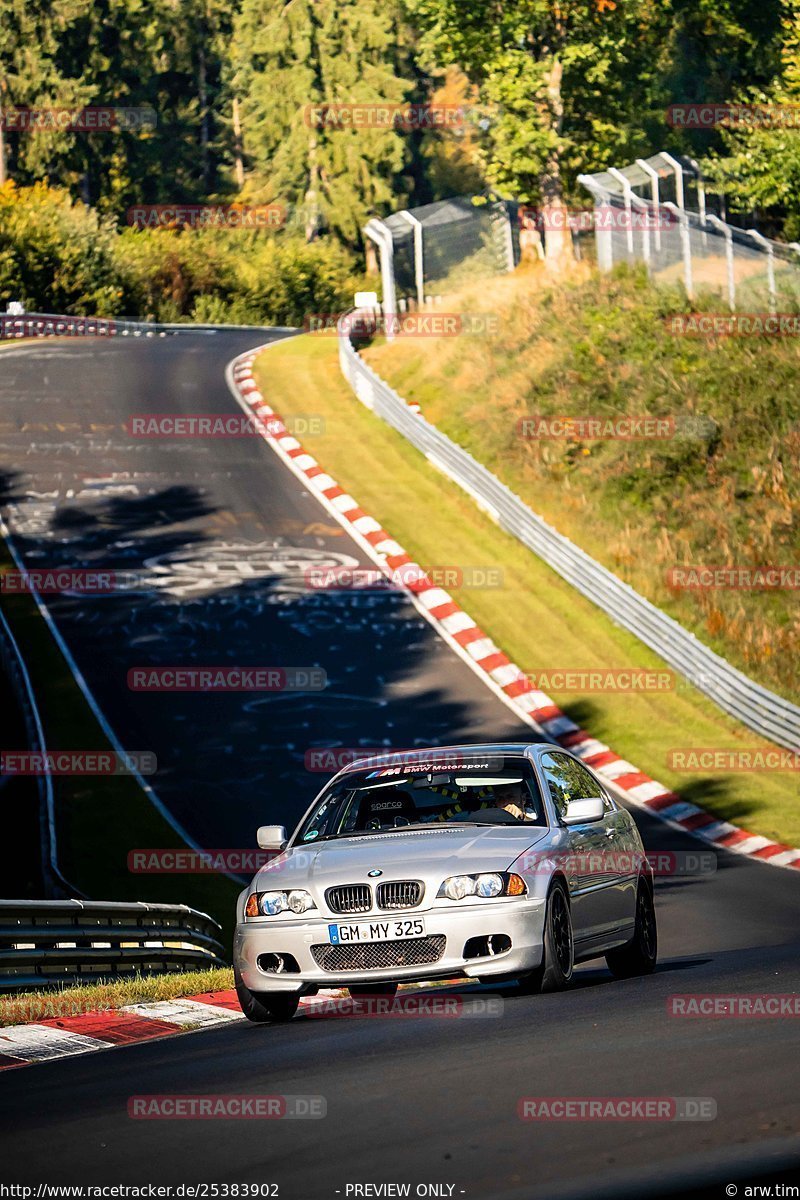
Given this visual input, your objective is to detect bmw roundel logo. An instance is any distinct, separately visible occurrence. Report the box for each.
[367,869,383,877]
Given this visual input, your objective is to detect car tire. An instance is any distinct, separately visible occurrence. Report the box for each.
[235,970,300,1023]
[518,878,574,994]
[347,982,398,998]
[605,879,657,979]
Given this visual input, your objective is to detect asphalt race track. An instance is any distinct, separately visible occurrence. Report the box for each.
[1,332,799,1197]
[0,333,526,850]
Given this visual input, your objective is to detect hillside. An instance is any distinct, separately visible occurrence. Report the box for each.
[363,264,800,702]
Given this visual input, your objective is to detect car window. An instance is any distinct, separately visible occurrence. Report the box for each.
[293,759,548,842]
[539,751,605,819]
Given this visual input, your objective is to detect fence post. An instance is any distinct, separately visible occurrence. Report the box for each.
[630,194,651,268]
[608,168,634,258]
[364,219,397,343]
[636,158,662,253]
[577,176,613,270]
[685,158,707,248]
[664,202,693,298]
[706,215,736,311]
[502,206,516,273]
[660,151,686,212]
[746,229,776,312]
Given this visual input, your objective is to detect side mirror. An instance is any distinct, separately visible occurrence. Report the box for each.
[257,824,288,851]
[563,796,605,825]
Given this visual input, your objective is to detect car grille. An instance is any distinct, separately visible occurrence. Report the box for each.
[311,935,446,973]
[377,881,422,910]
[325,885,372,915]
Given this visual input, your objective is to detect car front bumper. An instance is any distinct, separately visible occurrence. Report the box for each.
[234,898,546,993]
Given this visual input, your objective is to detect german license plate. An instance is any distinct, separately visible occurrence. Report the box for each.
[327,918,425,944]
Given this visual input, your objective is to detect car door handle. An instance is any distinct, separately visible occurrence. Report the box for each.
[605,827,617,839]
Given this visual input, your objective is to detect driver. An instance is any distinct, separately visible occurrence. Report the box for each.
[492,782,531,821]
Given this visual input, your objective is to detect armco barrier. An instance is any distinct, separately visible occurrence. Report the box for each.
[0,313,298,340]
[0,899,227,991]
[338,314,800,755]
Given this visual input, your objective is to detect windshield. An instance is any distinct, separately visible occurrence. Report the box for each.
[294,759,547,843]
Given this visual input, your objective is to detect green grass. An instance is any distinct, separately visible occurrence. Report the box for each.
[0,967,234,1027]
[253,333,800,847]
[0,538,238,940]
[363,264,800,706]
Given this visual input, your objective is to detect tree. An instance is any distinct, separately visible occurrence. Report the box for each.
[408,0,671,265]
[0,0,237,211]
[229,0,417,247]
[705,0,800,238]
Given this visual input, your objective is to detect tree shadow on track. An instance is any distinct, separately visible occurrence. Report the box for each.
[1,470,528,919]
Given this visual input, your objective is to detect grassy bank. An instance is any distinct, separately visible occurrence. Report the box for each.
[363,264,800,705]
[254,334,799,846]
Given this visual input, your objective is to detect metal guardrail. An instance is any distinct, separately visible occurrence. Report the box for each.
[338,316,800,754]
[0,313,298,340]
[0,899,228,991]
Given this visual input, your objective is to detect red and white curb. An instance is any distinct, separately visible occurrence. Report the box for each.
[0,985,448,1070]
[226,347,800,873]
[0,989,248,1070]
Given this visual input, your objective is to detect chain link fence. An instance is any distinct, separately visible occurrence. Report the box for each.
[578,152,800,311]
[365,197,516,337]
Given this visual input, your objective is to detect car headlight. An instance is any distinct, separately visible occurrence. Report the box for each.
[476,873,504,897]
[437,872,526,900]
[245,890,316,917]
[287,890,315,914]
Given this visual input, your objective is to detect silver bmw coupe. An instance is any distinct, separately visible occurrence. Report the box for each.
[233,743,657,1021]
